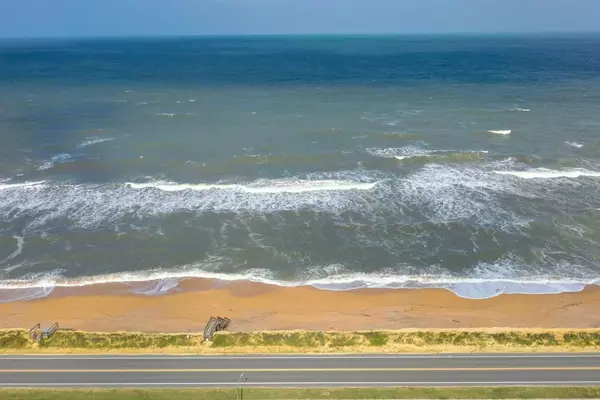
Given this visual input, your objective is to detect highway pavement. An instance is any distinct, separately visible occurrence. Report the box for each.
[0,353,599,388]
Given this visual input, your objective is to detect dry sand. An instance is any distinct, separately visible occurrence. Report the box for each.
[1,279,600,333]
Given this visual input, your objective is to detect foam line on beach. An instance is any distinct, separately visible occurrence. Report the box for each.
[0,268,594,300]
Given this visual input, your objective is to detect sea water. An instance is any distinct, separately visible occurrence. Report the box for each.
[1,35,600,299]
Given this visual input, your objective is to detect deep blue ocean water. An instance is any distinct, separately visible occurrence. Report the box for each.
[1,35,600,300]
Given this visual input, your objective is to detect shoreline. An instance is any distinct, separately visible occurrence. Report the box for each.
[0,270,594,301]
[1,278,600,333]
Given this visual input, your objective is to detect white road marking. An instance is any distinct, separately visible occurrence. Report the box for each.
[2,381,600,387]
[2,354,600,360]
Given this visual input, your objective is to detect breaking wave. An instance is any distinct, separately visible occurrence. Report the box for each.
[127,179,379,193]
[0,163,538,231]
[488,130,512,135]
[565,141,584,149]
[494,168,600,179]
[0,173,394,229]
[1,160,573,233]
[0,181,46,190]
[2,162,600,300]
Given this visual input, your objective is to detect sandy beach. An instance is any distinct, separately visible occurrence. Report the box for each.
[1,280,600,333]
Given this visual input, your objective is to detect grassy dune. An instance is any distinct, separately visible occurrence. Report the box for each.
[2,328,600,353]
[3,387,600,399]
[210,329,600,353]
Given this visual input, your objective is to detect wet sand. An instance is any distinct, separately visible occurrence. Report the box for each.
[1,279,600,333]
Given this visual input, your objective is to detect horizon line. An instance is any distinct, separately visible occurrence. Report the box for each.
[1,31,600,41]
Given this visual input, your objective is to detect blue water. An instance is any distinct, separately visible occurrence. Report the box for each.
[1,35,600,300]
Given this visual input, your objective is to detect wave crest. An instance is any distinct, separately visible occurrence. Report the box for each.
[127,179,379,193]
[494,168,600,179]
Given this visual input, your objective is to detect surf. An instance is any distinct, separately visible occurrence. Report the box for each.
[127,179,380,193]
[0,266,593,300]
[494,168,600,179]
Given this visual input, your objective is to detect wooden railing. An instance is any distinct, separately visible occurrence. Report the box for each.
[42,322,59,339]
[28,322,59,342]
[28,323,41,342]
[204,316,231,340]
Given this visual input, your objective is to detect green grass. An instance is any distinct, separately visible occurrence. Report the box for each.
[39,331,200,349]
[210,330,600,350]
[3,387,600,399]
[0,330,203,351]
[0,330,30,349]
[3,328,600,353]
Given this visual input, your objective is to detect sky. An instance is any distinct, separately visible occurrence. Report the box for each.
[1,0,599,38]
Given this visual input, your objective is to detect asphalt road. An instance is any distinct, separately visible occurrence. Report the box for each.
[1,353,600,388]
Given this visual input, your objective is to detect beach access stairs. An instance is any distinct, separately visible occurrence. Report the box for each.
[29,322,59,342]
[204,316,231,340]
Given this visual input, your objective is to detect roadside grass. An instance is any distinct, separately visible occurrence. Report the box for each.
[209,329,600,351]
[2,328,600,354]
[0,330,203,352]
[38,331,202,349]
[3,387,600,399]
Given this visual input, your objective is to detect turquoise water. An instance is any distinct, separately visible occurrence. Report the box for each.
[1,35,600,300]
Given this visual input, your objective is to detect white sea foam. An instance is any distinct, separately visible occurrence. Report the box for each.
[77,137,115,148]
[0,287,54,303]
[0,162,536,232]
[0,236,24,264]
[398,163,527,223]
[38,153,72,171]
[494,168,600,179]
[127,179,380,193]
[565,141,584,148]
[367,146,434,160]
[0,181,46,190]
[488,130,512,135]
[0,173,388,230]
[1,164,594,299]
[37,153,72,171]
[0,266,593,299]
[367,147,489,161]
[129,278,180,296]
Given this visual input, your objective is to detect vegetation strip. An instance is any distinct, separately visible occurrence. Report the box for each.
[3,387,600,399]
[2,329,600,353]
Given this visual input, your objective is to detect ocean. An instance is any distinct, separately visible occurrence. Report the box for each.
[1,35,600,301]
